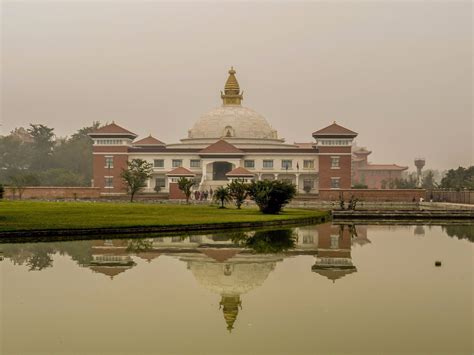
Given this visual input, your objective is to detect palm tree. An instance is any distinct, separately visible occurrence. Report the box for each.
[177,177,196,204]
[214,186,231,208]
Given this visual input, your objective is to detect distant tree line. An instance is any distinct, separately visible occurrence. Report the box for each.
[0,123,100,189]
[439,166,474,190]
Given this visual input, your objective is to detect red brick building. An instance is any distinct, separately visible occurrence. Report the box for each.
[352,147,408,189]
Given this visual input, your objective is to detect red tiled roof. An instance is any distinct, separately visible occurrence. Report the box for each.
[200,140,243,154]
[89,266,133,278]
[294,142,316,148]
[166,167,196,176]
[353,147,372,155]
[200,249,241,262]
[358,164,408,171]
[89,122,137,137]
[312,122,358,137]
[133,135,165,146]
[226,167,254,177]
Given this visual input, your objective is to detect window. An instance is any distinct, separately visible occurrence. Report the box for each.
[105,176,113,188]
[104,156,114,168]
[319,139,351,146]
[303,179,314,190]
[95,139,123,145]
[244,160,255,169]
[263,160,273,169]
[155,177,166,188]
[331,156,340,169]
[172,159,182,168]
[190,159,201,168]
[281,160,292,170]
[331,177,340,189]
[330,235,339,249]
[154,159,164,168]
[303,160,314,169]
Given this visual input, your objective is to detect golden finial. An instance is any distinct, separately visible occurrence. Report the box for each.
[221,67,243,106]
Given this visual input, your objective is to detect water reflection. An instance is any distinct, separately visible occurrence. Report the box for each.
[1,223,472,334]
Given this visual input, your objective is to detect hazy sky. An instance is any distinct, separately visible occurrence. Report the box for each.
[1,1,472,170]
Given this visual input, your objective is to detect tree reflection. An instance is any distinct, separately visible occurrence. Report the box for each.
[442,225,474,242]
[1,243,55,271]
[126,239,153,252]
[231,229,296,253]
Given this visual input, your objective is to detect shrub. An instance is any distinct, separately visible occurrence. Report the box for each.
[246,180,296,214]
[213,186,231,208]
[228,179,248,209]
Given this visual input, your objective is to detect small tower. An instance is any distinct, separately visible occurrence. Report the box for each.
[414,158,425,187]
[221,67,243,106]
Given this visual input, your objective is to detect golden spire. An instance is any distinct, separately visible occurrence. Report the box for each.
[221,67,243,106]
[219,295,242,333]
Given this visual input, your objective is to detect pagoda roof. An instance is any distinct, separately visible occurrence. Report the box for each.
[312,265,357,282]
[200,248,241,262]
[89,265,134,279]
[294,142,316,149]
[226,167,254,177]
[353,147,372,155]
[312,122,358,138]
[199,139,243,155]
[358,164,408,171]
[88,122,137,138]
[166,167,196,176]
[133,135,165,146]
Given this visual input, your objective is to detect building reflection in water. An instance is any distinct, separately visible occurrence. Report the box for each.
[1,223,372,331]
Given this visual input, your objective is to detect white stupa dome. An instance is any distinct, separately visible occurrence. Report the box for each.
[188,105,278,140]
[170,67,292,149]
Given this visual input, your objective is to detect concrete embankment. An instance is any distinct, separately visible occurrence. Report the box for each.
[0,214,330,243]
[332,209,474,220]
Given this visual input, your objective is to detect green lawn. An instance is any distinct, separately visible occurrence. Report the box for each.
[0,200,328,232]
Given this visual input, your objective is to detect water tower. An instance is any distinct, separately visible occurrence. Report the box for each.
[414,158,425,187]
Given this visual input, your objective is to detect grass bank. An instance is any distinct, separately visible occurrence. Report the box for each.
[0,201,330,239]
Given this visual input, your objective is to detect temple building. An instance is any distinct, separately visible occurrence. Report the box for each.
[352,147,408,189]
[88,68,359,197]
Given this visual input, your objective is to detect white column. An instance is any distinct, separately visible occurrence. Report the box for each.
[200,163,207,188]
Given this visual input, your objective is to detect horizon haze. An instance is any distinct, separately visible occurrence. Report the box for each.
[2,1,472,171]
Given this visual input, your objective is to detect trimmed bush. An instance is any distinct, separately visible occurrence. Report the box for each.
[247,180,296,214]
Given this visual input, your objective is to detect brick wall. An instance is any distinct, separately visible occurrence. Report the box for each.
[168,182,187,200]
[318,146,352,189]
[92,146,128,193]
[319,189,425,202]
[5,187,101,199]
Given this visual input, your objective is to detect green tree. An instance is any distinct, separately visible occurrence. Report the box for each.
[52,122,100,185]
[213,186,231,208]
[120,159,153,202]
[246,180,296,214]
[422,170,437,189]
[231,229,296,253]
[228,179,248,209]
[27,124,55,171]
[9,173,40,199]
[38,168,85,186]
[440,166,474,190]
[0,183,4,199]
[177,177,196,204]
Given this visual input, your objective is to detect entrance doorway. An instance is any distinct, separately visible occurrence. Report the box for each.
[213,162,233,180]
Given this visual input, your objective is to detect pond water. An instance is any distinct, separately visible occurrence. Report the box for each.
[1,223,473,355]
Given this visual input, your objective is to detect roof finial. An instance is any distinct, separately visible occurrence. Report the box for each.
[221,67,243,106]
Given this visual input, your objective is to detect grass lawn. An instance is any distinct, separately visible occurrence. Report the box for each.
[0,200,328,232]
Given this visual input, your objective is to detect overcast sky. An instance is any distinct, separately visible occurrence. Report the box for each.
[1,1,472,170]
